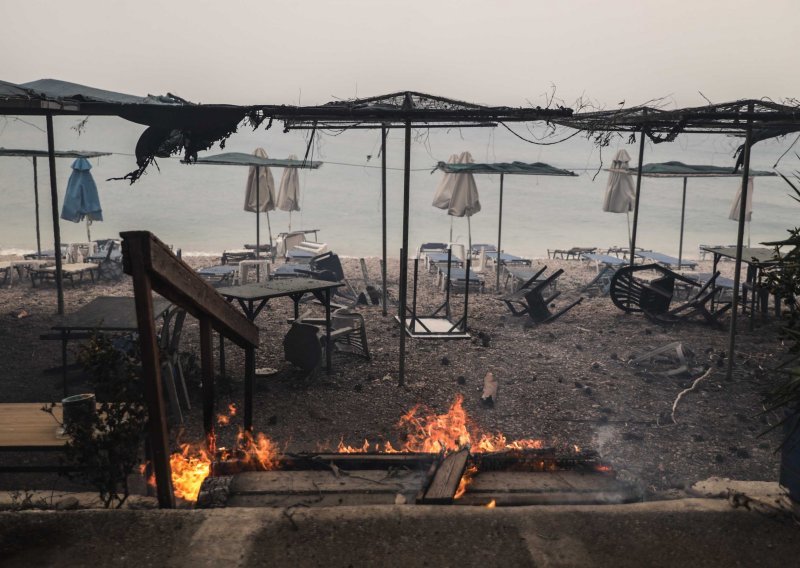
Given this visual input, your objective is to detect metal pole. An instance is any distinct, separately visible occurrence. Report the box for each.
[381,126,388,316]
[726,105,754,380]
[628,127,647,268]
[255,172,260,260]
[398,120,411,387]
[496,173,504,291]
[45,114,64,315]
[33,157,41,256]
[678,177,687,268]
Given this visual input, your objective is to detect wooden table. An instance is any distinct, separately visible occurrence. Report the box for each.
[216,278,343,370]
[0,403,68,472]
[46,296,171,396]
[0,403,65,452]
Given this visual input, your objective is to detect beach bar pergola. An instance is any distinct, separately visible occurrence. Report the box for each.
[555,99,800,379]
[0,78,262,314]
[262,91,574,384]
[434,160,577,290]
[633,161,776,268]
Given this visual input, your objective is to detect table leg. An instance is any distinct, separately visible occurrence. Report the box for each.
[244,346,255,431]
[200,318,215,439]
[61,333,68,398]
[218,332,226,380]
[325,288,332,374]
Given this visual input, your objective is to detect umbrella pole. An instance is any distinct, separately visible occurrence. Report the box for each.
[626,211,631,250]
[678,177,687,268]
[86,219,91,242]
[726,104,754,380]
[46,113,64,315]
[398,120,411,387]
[496,173,504,291]
[266,210,273,260]
[33,157,41,256]
[629,127,646,268]
[255,172,260,260]
[467,216,472,255]
[449,217,453,243]
[381,126,388,316]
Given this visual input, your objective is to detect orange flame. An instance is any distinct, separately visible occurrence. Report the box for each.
[169,442,213,501]
[217,403,238,426]
[454,463,478,499]
[486,499,497,508]
[334,394,545,455]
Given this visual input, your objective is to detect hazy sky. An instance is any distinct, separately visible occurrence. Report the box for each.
[1,0,798,109]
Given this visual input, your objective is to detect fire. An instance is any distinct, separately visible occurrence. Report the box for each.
[454,464,478,499]
[217,403,237,426]
[160,394,556,503]
[486,499,497,508]
[334,394,545,455]
[167,428,280,502]
[170,442,213,501]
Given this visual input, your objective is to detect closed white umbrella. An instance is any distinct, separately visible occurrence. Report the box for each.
[433,151,481,250]
[603,149,636,246]
[244,147,275,256]
[729,176,754,222]
[277,154,301,231]
[729,176,754,246]
[432,154,459,241]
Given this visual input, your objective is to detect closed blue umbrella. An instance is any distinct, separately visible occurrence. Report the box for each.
[61,157,102,240]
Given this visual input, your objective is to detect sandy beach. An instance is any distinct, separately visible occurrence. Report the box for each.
[0,252,788,501]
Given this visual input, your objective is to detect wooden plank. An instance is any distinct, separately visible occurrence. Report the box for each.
[0,403,65,450]
[121,231,258,349]
[457,490,640,506]
[277,452,438,471]
[229,470,426,495]
[227,492,406,508]
[418,448,469,504]
[465,471,625,494]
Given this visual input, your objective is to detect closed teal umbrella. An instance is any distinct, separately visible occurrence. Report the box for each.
[61,157,102,240]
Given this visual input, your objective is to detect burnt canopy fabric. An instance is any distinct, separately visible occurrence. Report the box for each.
[18,79,261,183]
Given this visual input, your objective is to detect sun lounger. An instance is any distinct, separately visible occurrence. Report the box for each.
[30,263,99,287]
[635,251,697,270]
[423,251,464,272]
[271,262,306,279]
[221,249,256,265]
[485,251,532,267]
[438,266,484,294]
[582,252,627,269]
[548,247,596,260]
[470,244,497,257]
[197,264,238,286]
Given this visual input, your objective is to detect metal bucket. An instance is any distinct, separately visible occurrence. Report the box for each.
[61,393,95,430]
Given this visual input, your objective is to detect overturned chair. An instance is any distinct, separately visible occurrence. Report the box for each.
[609,263,731,327]
[497,266,582,323]
[283,308,371,371]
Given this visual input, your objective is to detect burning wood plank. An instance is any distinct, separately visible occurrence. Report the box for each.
[417,448,470,504]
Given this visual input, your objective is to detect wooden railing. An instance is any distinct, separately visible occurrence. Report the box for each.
[121,231,259,508]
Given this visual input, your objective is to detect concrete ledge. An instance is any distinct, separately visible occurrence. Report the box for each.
[1,499,798,567]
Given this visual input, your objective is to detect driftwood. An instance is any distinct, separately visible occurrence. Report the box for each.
[670,367,713,424]
[481,372,498,406]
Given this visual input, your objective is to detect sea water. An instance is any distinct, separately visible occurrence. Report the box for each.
[0,114,798,259]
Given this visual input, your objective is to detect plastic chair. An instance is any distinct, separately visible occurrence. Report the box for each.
[159,307,190,422]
